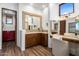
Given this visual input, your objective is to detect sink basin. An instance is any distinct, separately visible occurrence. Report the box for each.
[53,34,62,40]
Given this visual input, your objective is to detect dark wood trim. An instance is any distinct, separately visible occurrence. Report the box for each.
[2,8,17,44]
[15,10,17,44]
[59,3,74,16]
[2,8,16,12]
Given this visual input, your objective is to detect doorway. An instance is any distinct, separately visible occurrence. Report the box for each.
[60,20,66,35]
[2,8,17,48]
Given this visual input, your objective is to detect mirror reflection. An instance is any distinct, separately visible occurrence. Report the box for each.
[76,19,79,35]
[23,12,42,32]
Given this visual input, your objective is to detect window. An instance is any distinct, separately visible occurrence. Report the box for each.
[59,3,74,16]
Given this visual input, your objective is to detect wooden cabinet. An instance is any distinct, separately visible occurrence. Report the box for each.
[25,33,48,48]
[41,34,48,47]
[26,34,36,48]
[3,31,15,41]
[44,34,48,46]
[36,33,42,45]
[25,33,41,48]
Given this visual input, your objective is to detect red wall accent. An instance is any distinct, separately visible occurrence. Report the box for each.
[3,31,15,41]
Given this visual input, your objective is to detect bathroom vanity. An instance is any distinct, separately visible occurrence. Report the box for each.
[62,35,79,55]
[23,12,49,48]
[52,34,79,56]
[25,32,48,48]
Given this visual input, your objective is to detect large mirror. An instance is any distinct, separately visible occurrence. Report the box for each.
[68,22,76,33]
[23,12,42,32]
[68,17,79,35]
[76,19,79,35]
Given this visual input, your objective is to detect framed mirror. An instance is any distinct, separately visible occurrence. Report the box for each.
[68,22,76,33]
[22,12,42,32]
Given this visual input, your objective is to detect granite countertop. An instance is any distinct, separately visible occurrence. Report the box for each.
[62,35,79,43]
[61,35,78,40]
[26,32,48,34]
[52,34,79,40]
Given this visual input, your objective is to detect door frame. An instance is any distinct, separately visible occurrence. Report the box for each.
[2,8,17,44]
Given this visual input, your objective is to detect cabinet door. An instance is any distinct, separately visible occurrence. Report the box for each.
[9,31,15,41]
[31,34,37,46]
[41,34,44,46]
[25,34,33,48]
[3,31,9,41]
[35,33,41,45]
[3,31,15,41]
[44,34,48,47]
[25,34,38,48]
[41,34,48,47]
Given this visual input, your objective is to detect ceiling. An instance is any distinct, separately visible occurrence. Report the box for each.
[27,3,49,10]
